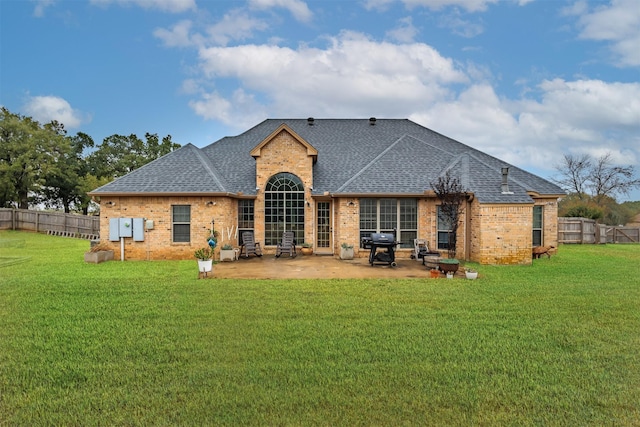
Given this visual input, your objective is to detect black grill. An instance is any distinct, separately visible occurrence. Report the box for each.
[361,231,400,267]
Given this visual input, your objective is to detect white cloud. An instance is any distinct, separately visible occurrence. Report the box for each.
[386,16,419,43]
[365,0,499,13]
[248,0,312,22]
[154,10,269,48]
[438,11,485,38]
[188,89,267,129]
[154,20,195,47]
[573,0,640,66]
[22,95,89,129]
[190,31,468,122]
[205,9,269,46]
[89,0,196,13]
[33,0,55,17]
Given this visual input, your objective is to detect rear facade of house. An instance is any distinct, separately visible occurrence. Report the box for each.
[89,118,565,264]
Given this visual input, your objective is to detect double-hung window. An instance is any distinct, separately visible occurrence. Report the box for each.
[172,205,191,243]
[437,206,453,250]
[533,205,543,247]
[359,198,417,248]
[237,200,255,245]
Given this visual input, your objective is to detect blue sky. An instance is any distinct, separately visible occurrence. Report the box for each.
[2,0,639,200]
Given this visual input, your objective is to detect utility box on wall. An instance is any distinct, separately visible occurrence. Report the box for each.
[109,218,144,241]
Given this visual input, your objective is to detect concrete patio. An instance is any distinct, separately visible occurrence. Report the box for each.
[206,254,464,280]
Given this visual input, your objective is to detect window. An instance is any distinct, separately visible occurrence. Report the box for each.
[437,205,453,250]
[237,200,254,245]
[359,198,417,248]
[264,172,305,246]
[533,205,543,247]
[172,205,191,243]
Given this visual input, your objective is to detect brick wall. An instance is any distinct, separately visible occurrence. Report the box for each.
[99,196,237,261]
[254,129,315,246]
[97,127,559,265]
[473,204,533,265]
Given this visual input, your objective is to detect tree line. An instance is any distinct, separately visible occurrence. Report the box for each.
[553,153,640,225]
[0,107,181,214]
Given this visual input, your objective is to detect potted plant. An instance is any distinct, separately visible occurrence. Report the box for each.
[429,268,440,278]
[194,247,213,274]
[465,268,478,280]
[207,229,219,249]
[438,258,460,274]
[220,243,236,262]
[300,242,313,255]
[340,242,354,260]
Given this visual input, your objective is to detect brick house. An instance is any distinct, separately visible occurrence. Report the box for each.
[88,118,564,264]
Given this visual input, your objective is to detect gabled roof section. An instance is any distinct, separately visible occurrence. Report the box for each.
[250,123,318,163]
[89,143,228,195]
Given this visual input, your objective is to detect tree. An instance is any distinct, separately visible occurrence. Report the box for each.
[88,132,180,180]
[553,154,591,200]
[39,131,95,213]
[554,152,640,203]
[0,108,67,209]
[431,171,467,259]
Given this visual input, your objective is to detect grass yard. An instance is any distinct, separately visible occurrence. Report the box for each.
[0,230,639,426]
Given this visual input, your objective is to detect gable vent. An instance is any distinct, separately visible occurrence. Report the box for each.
[369,117,377,125]
[307,117,314,126]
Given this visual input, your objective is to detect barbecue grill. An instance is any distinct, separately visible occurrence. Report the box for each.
[361,231,400,267]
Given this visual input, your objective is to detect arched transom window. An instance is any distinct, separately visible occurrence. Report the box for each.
[264,172,305,245]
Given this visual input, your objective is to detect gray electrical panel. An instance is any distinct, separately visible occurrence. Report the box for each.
[109,217,144,241]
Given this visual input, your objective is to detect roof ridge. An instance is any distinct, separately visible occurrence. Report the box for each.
[465,152,532,191]
[190,145,227,191]
[336,134,408,192]
[437,153,471,190]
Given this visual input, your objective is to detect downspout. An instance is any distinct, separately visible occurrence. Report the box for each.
[465,197,471,261]
[331,199,335,255]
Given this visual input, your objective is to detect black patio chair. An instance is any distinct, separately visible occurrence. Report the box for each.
[275,231,297,258]
[240,231,262,258]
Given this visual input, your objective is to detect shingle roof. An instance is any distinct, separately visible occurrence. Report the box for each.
[90,118,565,203]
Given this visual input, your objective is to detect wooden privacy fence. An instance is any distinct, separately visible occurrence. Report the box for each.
[605,226,639,244]
[0,208,100,239]
[558,217,639,244]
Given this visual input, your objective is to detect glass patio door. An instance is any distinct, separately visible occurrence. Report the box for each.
[315,201,332,254]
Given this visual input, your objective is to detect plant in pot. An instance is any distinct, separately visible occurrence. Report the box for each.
[194,247,213,274]
[220,243,236,262]
[300,242,313,255]
[465,268,478,280]
[340,242,354,260]
[431,171,467,274]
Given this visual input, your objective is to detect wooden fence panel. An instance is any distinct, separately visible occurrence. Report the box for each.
[558,217,596,244]
[0,208,100,238]
[606,227,639,243]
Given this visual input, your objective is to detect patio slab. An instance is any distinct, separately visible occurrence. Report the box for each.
[207,254,462,280]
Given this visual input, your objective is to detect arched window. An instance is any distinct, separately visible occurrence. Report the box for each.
[264,172,305,245]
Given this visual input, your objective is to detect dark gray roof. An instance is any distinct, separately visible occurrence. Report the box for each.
[91,118,565,203]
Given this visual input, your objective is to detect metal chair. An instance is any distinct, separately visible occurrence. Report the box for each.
[240,231,262,258]
[275,231,297,258]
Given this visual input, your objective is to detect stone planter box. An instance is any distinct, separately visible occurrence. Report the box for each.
[340,247,354,260]
[84,250,114,264]
[220,249,237,262]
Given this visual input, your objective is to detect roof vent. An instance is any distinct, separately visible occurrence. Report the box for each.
[369,117,377,125]
[501,167,513,194]
[307,117,314,126]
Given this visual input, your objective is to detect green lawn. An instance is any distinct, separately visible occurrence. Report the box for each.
[1,230,639,426]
